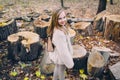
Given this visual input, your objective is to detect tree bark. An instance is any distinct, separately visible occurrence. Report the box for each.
[87,47,110,77]
[110,0,113,5]
[72,45,88,73]
[97,0,107,14]
[7,31,43,61]
[61,0,64,8]
[33,19,49,39]
[104,15,120,42]
[73,22,93,36]
[0,19,18,41]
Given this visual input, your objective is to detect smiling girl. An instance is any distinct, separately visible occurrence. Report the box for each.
[47,8,74,80]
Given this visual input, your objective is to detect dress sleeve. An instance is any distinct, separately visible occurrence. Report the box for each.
[53,31,74,69]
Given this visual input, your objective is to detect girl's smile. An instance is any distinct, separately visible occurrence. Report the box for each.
[58,11,67,26]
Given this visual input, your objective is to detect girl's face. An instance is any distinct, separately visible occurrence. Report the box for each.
[58,11,67,26]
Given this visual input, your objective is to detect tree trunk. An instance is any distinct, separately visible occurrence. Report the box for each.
[73,22,93,36]
[72,45,88,73]
[61,0,64,8]
[93,11,110,32]
[68,28,76,44]
[0,19,18,41]
[33,18,50,39]
[7,31,43,61]
[109,62,120,80]
[104,15,120,42]
[87,47,110,77]
[110,0,113,5]
[97,0,107,14]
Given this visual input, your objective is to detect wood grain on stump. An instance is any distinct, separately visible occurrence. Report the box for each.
[87,47,110,77]
[93,11,110,33]
[68,28,76,44]
[104,15,120,41]
[73,22,93,36]
[72,44,88,73]
[7,31,42,61]
[33,17,50,39]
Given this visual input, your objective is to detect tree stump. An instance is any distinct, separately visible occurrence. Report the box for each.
[109,62,120,80]
[72,45,88,73]
[33,18,50,39]
[0,19,17,41]
[68,28,76,44]
[93,11,111,36]
[104,15,120,41]
[73,22,93,36]
[87,47,110,77]
[7,31,42,61]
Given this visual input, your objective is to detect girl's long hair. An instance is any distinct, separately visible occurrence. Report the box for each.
[47,8,64,37]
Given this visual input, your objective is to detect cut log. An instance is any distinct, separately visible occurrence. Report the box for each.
[7,31,42,61]
[93,11,110,32]
[72,44,87,58]
[87,47,110,77]
[0,19,18,41]
[104,15,120,41]
[72,22,93,36]
[72,45,88,73]
[67,18,94,23]
[7,34,20,61]
[33,18,50,39]
[109,62,120,80]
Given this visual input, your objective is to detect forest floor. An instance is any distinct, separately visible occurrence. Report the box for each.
[0,0,120,80]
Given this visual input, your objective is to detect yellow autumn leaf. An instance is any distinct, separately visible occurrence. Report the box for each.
[24,77,29,80]
[80,74,87,80]
[0,22,7,27]
[10,71,18,76]
[18,62,27,68]
[41,75,45,80]
[79,69,84,74]
[0,5,3,11]
[35,70,41,77]
[64,71,67,76]
[79,35,83,39]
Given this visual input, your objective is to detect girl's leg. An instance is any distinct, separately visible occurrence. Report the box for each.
[53,64,66,80]
[53,64,59,80]
[58,65,66,80]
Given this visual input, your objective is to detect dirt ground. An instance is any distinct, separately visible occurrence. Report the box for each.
[0,0,120,19]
